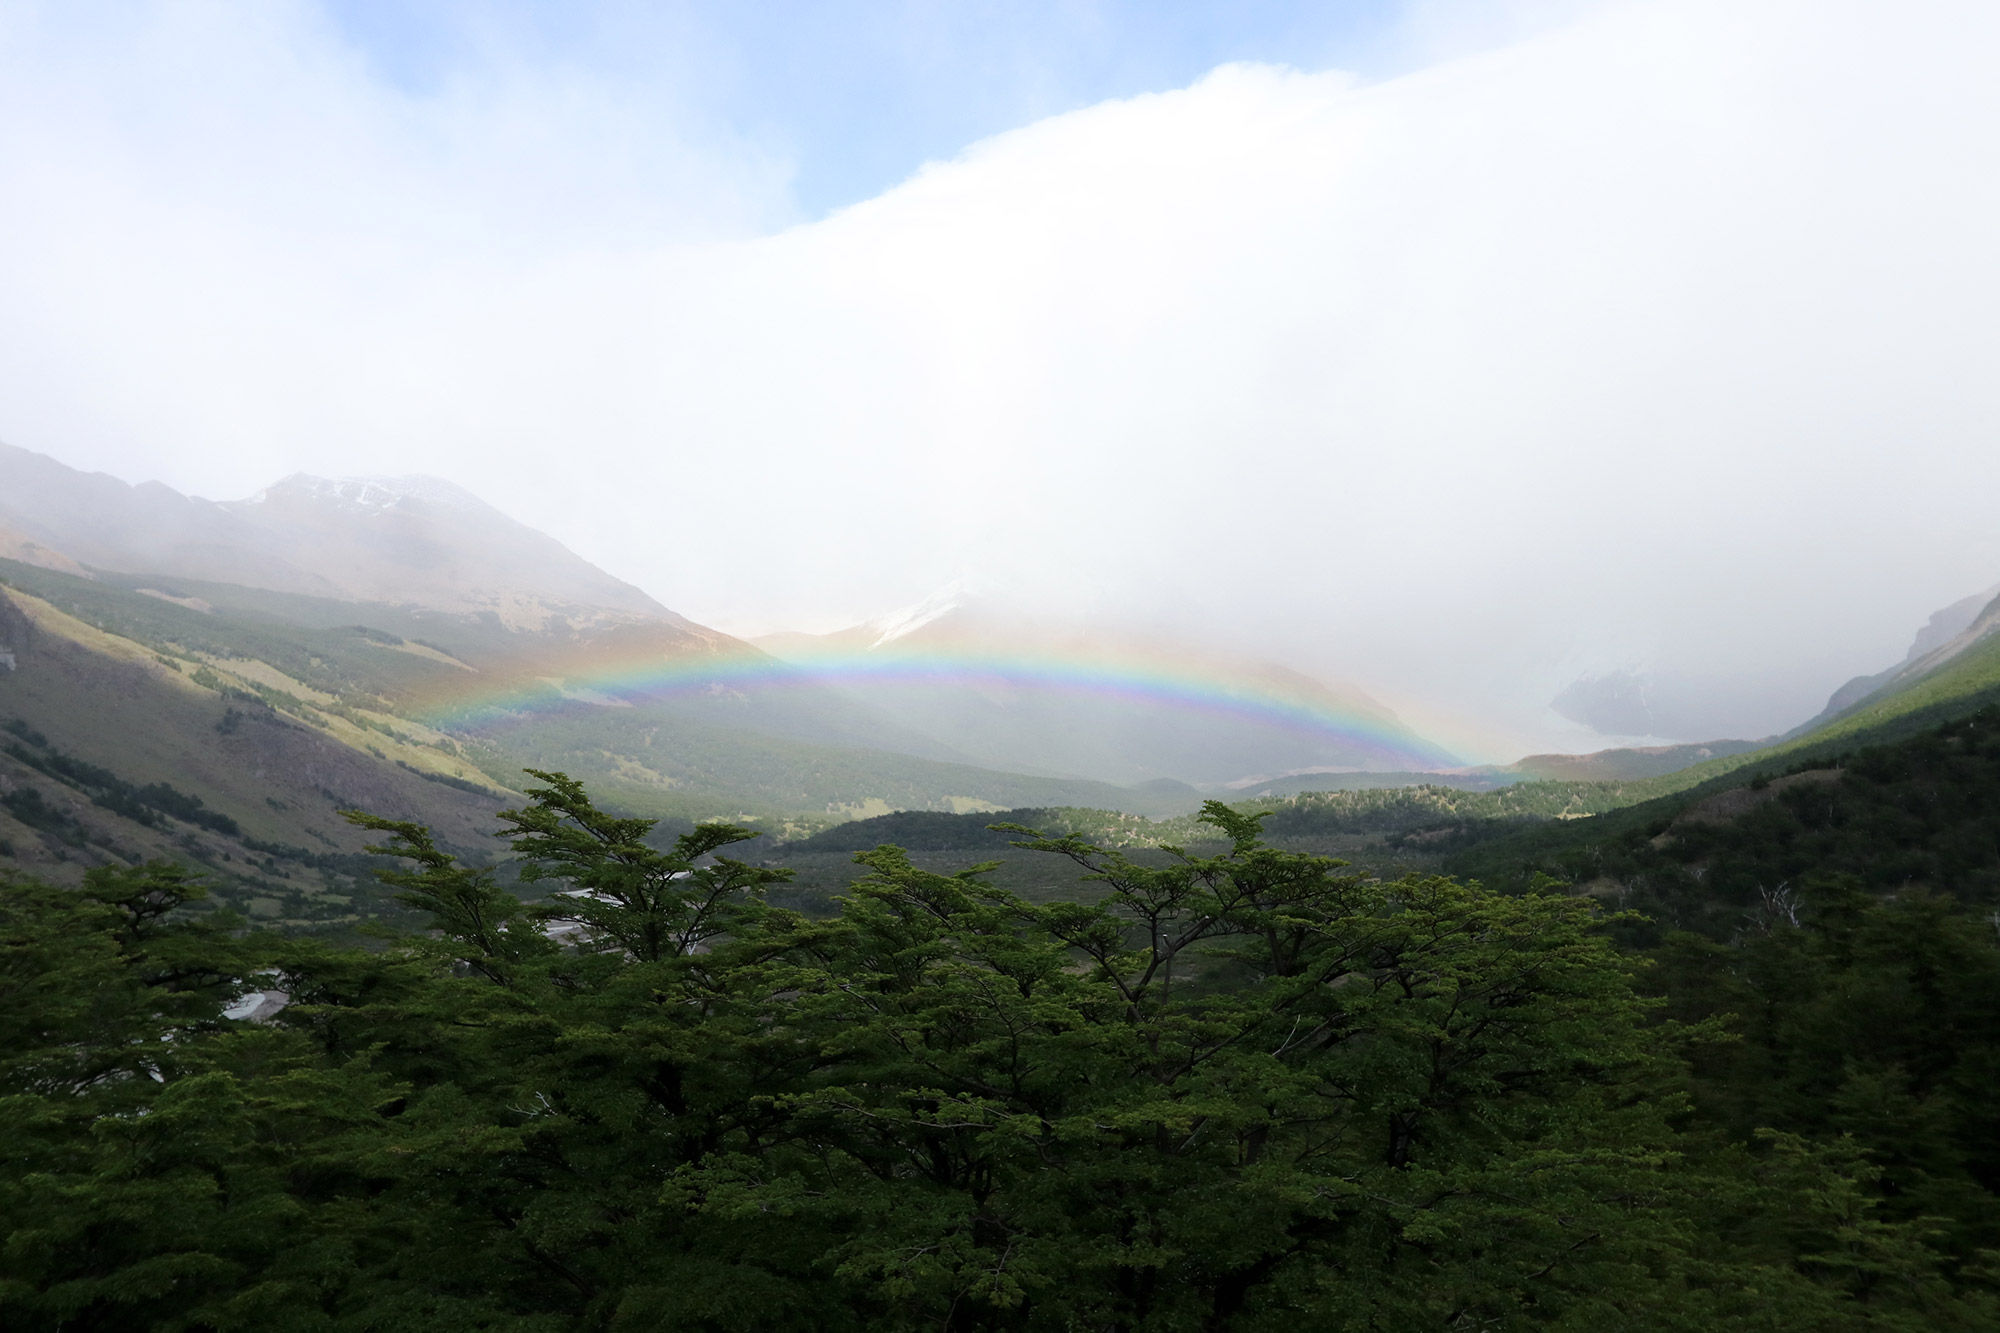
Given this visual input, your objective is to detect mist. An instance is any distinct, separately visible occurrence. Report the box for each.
[3,0,1999,761]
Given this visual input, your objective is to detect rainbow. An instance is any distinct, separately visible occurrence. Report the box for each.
[408,639,1460,771]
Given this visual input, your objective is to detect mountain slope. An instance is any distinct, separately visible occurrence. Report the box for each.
[0,559,1203,879]
[0,442,672,625]
[0,583,506,929]
[1402,581,2000,913]
[1790,584,2000,734]
[1445,704,2000,933]
[0,444,1333,805]
[1201,585,2000,809]
[756,595,1458,788]
[1454,581,2000,812]
[1503,739,1770,782]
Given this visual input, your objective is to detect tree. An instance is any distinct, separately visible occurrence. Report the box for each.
[5,786,1993,1329]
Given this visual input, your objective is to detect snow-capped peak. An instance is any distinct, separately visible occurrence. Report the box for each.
[244,473,494,514]
[869,579,965,648]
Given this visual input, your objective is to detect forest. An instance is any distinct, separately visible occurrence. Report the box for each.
[5,748,1999,1331]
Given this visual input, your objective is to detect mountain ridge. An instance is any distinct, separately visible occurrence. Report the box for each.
[0,442,676,627]
[0,553,1214,914]
[1790,582,2000,735]
[25,438,1996,847]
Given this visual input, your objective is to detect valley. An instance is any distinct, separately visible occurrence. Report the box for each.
[9,435,2000,929]
[9,11,1999,1323]
[8,437,2000,1328]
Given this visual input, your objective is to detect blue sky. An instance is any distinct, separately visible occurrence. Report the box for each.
[322,0,1406,217]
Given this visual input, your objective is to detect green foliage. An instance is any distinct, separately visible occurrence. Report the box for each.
[2,787,1994,1328]
[1800,630,2000,750]
[0,864,368,1332]
[0,786,87,846]
[783,784,1644,862]
[1452,708,2000,934]
[1254,780,1641,838]
[1437,708,2000,1308]
[0,558,457,706]
[394,757,506,798]
[492,769,790,963]
[1653,887,2000,1272]
[781,805,1067,853]
[2,718,48,748]
[5,733,241,836]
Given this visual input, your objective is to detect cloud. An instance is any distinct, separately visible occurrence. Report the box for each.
[3,0,2000,760]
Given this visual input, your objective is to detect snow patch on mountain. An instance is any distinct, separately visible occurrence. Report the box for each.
[244,474,497,516]
[869,580,965,648]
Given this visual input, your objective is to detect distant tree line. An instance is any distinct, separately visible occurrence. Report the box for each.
[4,718,240,837]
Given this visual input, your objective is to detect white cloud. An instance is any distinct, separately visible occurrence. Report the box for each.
[3,0,2000,760]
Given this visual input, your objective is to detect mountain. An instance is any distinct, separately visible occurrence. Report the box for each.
[1793,582,2000,732]
[0,442,670,625]
[0,440,1250,920]
[754,591,1459,789]
[0,524,93,578]
[0,443,1457,808]
[0,442,981,767]
[1464,580,2000,812]
[1776,595,2000,753]
[0,553,1204,835]
[20,434,2000,946]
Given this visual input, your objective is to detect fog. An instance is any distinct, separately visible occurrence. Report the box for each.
[3,0,1999,761]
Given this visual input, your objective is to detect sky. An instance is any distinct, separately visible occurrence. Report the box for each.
[321,0,1418,218]
[1,0,1998,762]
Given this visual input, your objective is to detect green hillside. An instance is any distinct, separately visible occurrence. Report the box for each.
[1430,705,2000,1283]
[0,581,507,930]
[1538,626,2000,806]
[1444,704,2000,925]
[1387,622,2000,909]
[1182,661,2000,843]
[1505,738,1770,781]
[1784,627,2000,748]
[16,540,2000,928]
[0,560,1207,908]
